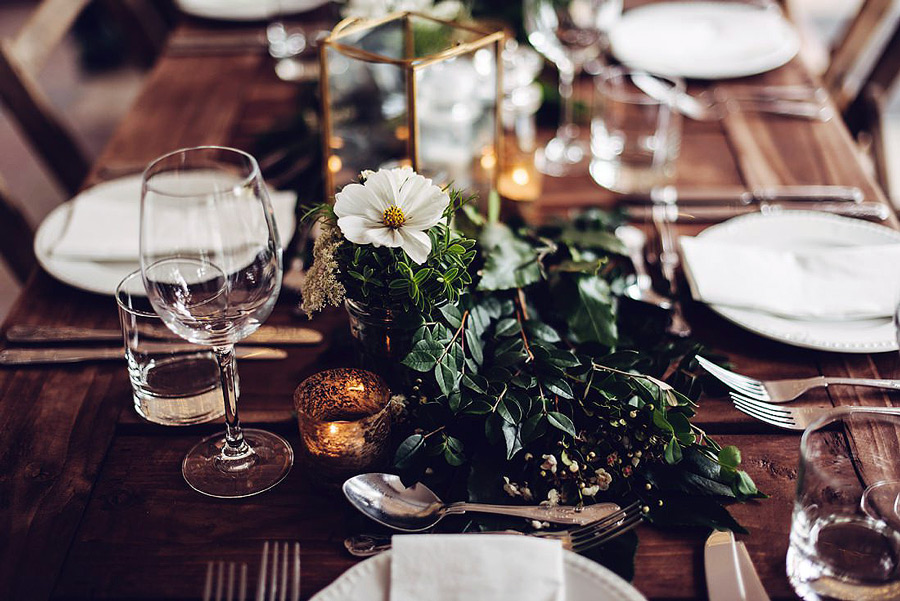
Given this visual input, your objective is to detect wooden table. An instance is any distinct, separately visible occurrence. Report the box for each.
[2,14,898,601]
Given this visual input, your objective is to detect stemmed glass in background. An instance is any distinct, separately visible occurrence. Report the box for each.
[140,146,292,498]
[524,0,622,176]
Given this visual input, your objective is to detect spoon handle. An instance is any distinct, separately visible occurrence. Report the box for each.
[445,501,619,525]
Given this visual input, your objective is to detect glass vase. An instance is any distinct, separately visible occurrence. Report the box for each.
[345,299,422,386]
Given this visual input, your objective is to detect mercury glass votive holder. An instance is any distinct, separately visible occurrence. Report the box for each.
[293,368,392,483]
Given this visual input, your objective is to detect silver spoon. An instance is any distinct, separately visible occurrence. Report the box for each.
[615,225,672,310]
[343,473,620,532]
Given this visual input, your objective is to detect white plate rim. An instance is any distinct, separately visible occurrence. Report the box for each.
[609,2,800,80]
[309,549,647,601]
[695,211,900,353]
[34,174,295,297]
[175,0,331,21]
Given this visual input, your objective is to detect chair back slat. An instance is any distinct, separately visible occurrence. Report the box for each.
[0,175,36,285]
[11,0,91,75]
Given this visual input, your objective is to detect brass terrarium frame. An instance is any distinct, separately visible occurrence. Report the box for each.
[319,11,505,199]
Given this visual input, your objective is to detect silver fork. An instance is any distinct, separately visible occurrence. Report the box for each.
[204,561,248,601]
[256,541,301,601]
[344,500,643,557]
[697,355,900,403]
[731,393,900,430]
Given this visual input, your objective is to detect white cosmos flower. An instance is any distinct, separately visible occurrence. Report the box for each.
[334,167,450,264]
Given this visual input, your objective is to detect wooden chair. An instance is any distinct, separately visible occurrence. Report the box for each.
[0,175,37,286]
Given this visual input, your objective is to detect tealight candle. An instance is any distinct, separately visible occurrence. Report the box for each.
[497,159,542,202]
[293,368,392,483]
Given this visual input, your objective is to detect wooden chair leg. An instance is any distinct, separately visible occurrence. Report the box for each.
[0,177,37,285]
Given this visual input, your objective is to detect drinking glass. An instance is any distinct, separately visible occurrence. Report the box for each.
[524,0,622,176]
[787,407,900,600]
[590,67,683,193]
[140,146,292,498]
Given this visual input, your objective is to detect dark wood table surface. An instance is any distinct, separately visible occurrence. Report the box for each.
[2,12,899,601]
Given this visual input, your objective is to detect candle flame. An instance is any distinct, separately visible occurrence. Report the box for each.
[512,167,530,186]
[328,155,343,173]
[329,424,340,435]
[347,382,366,392]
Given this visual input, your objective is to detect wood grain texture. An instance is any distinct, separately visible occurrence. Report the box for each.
[2,10,899,601]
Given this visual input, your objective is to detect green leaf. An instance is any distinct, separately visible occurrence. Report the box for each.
[543,376,574,400]
[477,223,542,291]
[521,413,547,443]
[434,359,457,396]
[443,435,465,466]
[465,328,484,365]
[439,304,463,329]
[495,318,521,337]
[461,374,488,395]
[664,437,683,464]
[547,411,576,437]
[501,421,524,460]
[394,434,425,468]
[401,339,443,372]
[718,446,741,469]
[565,275,618,347]
[561,227,627,255]
[735,470,759,497]
[524,320,561,343]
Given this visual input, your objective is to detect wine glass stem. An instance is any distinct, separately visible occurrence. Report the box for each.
[215,345,249,457]
[557,65,579,142]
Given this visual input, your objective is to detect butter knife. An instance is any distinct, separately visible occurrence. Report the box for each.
[5,324,324,346]
[705,530,770,601]
[626,201,891,222]
[621,185,864,205]
[0,346,287,365]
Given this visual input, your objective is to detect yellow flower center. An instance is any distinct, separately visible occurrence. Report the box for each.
[382,205,406,229]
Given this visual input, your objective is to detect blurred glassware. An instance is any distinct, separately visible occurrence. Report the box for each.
[497,40,543,202]
[590,67,682,193]
[524,0,622,176]
[788,407,900,600]
[140,146,292,499]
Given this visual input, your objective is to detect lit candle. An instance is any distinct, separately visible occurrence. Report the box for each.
[497,160,542,202]
[293,368,392,483]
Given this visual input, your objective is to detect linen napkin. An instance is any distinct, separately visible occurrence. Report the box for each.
[51,179,296,261]
[680,236,900,320]
[390,534,564,601]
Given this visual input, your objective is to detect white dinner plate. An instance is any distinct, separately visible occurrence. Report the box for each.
[34,174,296,296]
[694,212,900,353]
[609,2,800,80]
[310,549,647,601]
[176,0,331,21]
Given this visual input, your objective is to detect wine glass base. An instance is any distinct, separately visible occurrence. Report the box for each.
[536,138,588,177]
[182,428,293,499]
[862,480,900,530]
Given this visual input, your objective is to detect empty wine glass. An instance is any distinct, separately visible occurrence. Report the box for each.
[140,146,292,498]
[524,0,622,176]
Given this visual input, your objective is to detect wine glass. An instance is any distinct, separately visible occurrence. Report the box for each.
[524,0,622,176]
[140,146,292,498]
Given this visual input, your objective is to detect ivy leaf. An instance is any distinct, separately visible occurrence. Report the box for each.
[565,275,617,347]
[443,436,465,466]
[477,223,542,291]
[547,411,576,437]
[718,446,741,469]
[664,437,683,464]
[465,328,484,365]
[461,374,488,395]
[521,413,547,443]
[394,434,425,468]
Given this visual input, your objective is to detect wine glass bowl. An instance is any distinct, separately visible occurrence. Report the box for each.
[525,0,622,176]
[140,146,292,498]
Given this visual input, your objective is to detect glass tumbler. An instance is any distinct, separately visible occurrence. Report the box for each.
[117,270,224,426]
[788,407,900,600]
[590,67,683,193]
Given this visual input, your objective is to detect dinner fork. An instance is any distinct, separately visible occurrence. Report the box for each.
[344,500,644,557]
[731,393,900,430]
[697,356,900,403]
[256,541,301,601]
[204,561,248,601]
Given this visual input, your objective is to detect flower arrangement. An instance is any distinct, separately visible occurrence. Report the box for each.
[302,169,761,578]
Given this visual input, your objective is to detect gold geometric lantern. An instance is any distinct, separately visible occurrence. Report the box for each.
[319,12,504,201]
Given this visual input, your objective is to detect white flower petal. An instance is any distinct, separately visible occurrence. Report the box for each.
[368,226,404,248]
[334,184,384,222]
[403,187,450,229]
[363,169,399,213]
[337,215,379,244]
[398,228,432,264]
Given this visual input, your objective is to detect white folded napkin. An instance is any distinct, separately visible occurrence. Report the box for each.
[390,534,564,601]
[51,177,296,261]
[680,236,900,320]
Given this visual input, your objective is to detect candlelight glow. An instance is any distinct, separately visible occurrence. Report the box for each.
[481,152,497,170]
[512,167,530,186]
[328,155,343,173]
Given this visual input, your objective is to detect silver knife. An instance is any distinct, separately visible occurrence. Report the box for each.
[0,346,287,365]
[705,530,770,601]
[5,324,324,346]
[621,185,864,205]
[626,201,890,222]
